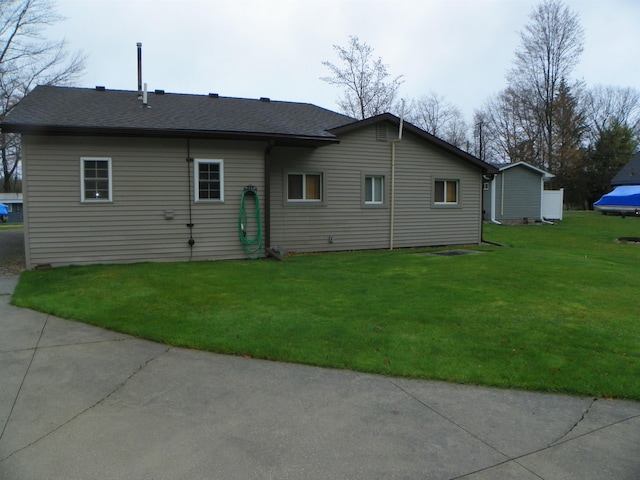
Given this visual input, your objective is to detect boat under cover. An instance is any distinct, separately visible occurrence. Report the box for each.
[593,185,640,214]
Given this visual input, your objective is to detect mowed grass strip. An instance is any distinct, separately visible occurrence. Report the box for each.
[12,212,640,399]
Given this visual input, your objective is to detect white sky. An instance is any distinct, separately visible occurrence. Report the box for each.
[49,0,640,122]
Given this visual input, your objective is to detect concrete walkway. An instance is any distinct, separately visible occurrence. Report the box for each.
[1,279,639,479]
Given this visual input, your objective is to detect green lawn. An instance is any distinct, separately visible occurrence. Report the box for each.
[11,212,640,399]
[0,224,23,231]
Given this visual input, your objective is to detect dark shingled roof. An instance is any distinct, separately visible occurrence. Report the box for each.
[2,86,496,173]
[1,85,356,146]
[612,151,640,186]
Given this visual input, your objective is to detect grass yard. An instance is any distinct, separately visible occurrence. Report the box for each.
[0,224,23,231]
[11,212,640,399]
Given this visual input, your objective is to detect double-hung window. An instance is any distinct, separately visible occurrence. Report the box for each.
[195,159,224,202]
[81,157,112,202]
[434,179,458,205]
[287,173,322,202]
[364,175,384,205]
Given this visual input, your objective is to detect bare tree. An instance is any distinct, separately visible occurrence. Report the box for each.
[583,85,640,145]
[0,0,85,192]
[508,0,585,170]
[406,92,469,147]
[477,86,542,165]
[321,36,403,120]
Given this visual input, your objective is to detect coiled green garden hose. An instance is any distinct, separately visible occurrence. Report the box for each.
[239,186,263,259]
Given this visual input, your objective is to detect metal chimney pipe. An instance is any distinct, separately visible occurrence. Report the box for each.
[137,42,142,98]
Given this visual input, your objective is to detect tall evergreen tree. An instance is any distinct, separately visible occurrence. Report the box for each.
[550,79,586,196]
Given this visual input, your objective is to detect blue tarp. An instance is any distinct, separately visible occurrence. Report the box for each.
[594,186,640,212]
[0,203,8,215]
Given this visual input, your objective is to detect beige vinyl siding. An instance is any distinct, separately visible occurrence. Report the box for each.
[269,124,482,253]
[22,135,265,267]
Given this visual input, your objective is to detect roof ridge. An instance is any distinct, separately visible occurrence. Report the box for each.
[34,85,348,111]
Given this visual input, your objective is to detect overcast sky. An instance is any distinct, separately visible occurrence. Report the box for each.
[49,0,640,122]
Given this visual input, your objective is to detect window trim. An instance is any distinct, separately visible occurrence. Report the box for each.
[362,173,386,207]
[433,179,460,206]
[80,157,112,203]
[194,159,224,203]
[285,171,325,204]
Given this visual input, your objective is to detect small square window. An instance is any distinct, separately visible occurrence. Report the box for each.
[434,180,458,204]
[365,176,384,204]
[287,173,322,201]
[81,157,112,202]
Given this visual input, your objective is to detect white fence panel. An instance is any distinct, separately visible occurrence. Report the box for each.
[542,189,564,220]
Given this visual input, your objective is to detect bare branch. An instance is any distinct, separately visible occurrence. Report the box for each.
[321,36,403,119]
[0,0,86,192]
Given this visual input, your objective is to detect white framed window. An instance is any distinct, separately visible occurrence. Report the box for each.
[287,172,322,202]
[195,159,224,202]
[434,179,459,205]
[364,175,384,204]
[81,157,112,202]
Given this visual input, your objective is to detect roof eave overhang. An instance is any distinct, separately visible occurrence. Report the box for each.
[499,161,553,177]
[1,124,340,148]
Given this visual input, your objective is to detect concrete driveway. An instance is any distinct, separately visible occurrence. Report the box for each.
[0,230,25,276]
[1,285,640,479]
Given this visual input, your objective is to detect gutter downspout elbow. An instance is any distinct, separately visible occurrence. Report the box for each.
[539,176,553,225]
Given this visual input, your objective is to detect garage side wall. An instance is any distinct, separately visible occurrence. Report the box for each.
[21,135,265,267]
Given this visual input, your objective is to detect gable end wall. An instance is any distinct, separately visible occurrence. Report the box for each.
[269,125,483,253]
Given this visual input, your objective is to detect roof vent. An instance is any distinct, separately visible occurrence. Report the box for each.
[260,97,270,102]
[208,93,219,98]
[95,86,106,91]
[154,89,165,95]
[376,124,388,141]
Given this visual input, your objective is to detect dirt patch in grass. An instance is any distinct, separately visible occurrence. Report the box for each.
[417,250,486,257]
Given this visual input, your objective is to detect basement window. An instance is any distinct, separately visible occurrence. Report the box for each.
[81,157,112,202]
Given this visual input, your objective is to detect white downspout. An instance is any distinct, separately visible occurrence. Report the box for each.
[490,175,501,225]
[390,140,396,249]
[540,176,553,224]
[500,171,505,217]
[390,102,404,250]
